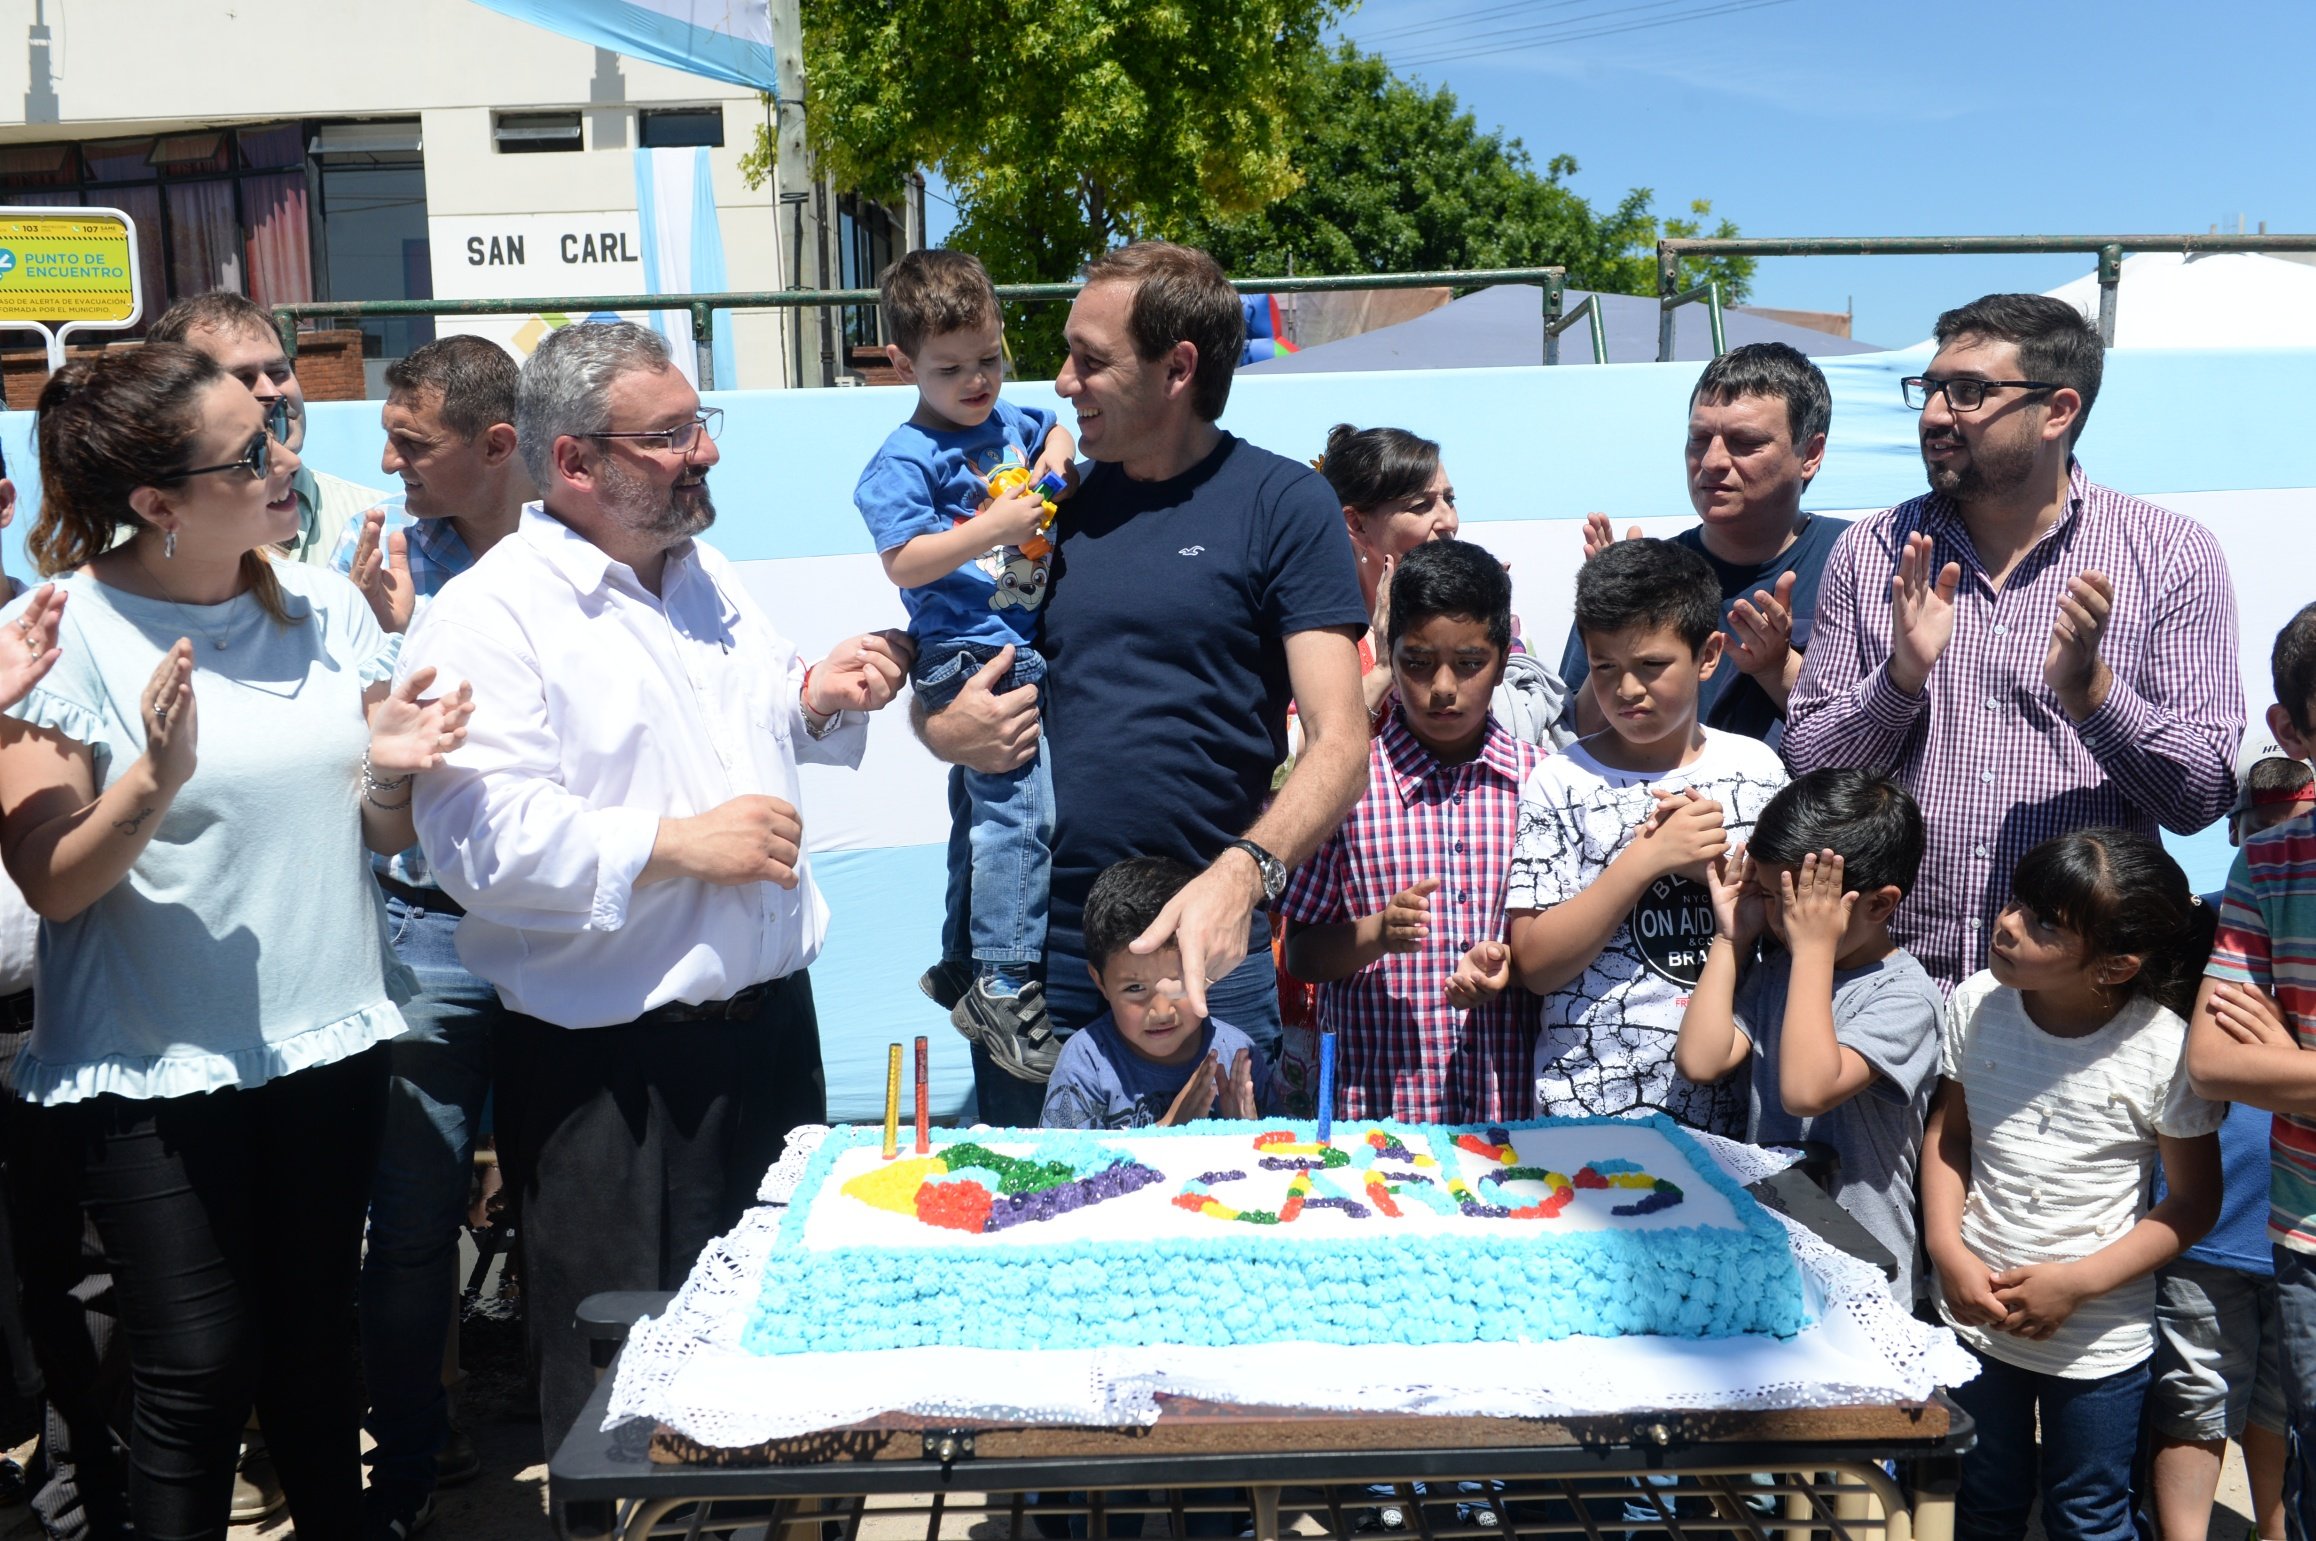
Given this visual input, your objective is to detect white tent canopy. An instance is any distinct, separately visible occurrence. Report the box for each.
[2039,251,2316,348]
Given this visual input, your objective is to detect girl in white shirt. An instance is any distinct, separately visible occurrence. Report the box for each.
[1923,828,2225,1541]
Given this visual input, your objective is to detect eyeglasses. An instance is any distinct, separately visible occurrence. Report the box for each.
[586,408,723,453]
[262,397,291,442]
[1901,376,2065,412]
[167,429,273,483]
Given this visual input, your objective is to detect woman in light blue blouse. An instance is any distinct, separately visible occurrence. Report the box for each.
[0,345,471,1541]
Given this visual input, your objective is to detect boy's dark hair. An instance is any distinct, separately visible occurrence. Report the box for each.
[384,334,520,442]
[1931,293,2103,448]
[1690,342,1831,451]
[2009,828,2215,1019]
[1747,770,1926,897]
[1387,538,1511,653]
[1319,423,1439,511]
[2273,601,2316,735]
[878,249,1000,359]
[1083,856,1200,972]
[1573,537,1721,653]
[148,289,285,350]
[1080,242,1243,422]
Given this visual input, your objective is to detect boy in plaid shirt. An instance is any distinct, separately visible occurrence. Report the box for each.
[1280,539,1542,1124]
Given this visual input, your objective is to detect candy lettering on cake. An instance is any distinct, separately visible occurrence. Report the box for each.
[1176,1128,1685,1226]
[842,1140,1163,1233]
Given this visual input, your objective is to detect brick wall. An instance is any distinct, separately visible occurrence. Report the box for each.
[0,329,369,413]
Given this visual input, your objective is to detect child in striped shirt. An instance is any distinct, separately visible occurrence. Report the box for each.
[1924,829,2224,1541]
[2186,599,2316,1541]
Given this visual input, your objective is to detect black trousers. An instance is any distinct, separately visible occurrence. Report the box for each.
[2,1014,132,1541]
[40,1046,385,1541]
[497,971,827,1456]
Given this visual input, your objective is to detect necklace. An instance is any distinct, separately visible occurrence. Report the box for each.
[139,552,240,652]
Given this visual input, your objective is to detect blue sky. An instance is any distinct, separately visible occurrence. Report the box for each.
[931,0,2314,348]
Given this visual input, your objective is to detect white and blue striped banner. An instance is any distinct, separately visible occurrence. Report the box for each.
[3,345,2308,1120]
[466,0,775,90]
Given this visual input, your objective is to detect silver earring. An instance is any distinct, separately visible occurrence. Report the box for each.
[162,530,176,560]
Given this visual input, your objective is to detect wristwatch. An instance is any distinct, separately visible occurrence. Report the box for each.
[1225,838,1288,903]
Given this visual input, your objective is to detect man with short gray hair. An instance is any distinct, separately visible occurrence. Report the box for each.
[398,321,915,1454]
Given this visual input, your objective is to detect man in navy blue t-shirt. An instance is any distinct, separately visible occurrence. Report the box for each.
[916,242,1369,1126]
[1556,342,1847,750]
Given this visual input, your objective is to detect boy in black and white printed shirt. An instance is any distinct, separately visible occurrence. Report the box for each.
[1506,539,1788,1136]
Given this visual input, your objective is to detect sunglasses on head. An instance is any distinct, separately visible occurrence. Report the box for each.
[167,428,274,484]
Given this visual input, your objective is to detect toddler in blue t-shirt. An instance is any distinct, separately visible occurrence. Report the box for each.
[855,250,1076,1076]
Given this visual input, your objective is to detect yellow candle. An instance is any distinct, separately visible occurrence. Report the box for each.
[882,1042,903,1160]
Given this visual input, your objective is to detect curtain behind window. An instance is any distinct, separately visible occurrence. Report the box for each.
[165,179,240,299]
[240,172,311,311]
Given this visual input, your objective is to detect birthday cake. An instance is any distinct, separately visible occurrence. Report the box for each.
[740,1114,1807,1357]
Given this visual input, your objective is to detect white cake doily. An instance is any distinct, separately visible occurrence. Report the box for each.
[609,1127,1979,1448]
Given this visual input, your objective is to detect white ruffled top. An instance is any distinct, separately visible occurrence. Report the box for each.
[0,563,412,1104]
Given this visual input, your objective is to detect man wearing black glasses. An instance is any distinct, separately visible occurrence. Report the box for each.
[149,291,389,569]
[1784,292,2240,993]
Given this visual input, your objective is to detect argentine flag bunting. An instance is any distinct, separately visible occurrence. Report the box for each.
[468,0,776,92]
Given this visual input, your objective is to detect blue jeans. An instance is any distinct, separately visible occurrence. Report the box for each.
[1947,1345,2149,1541]
[968,915,1280,1129]
[359,896,506,1499]
[2273,1245,2316,1541]
[915,644,1052,972]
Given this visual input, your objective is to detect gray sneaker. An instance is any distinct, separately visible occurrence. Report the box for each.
[230,1439,286,1524]
[951,978,1058,1083]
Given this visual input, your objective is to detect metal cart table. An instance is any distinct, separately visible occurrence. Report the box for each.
[552,1304,1973,1541]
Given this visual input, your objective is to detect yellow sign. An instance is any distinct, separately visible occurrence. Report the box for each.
[0,209,140,325]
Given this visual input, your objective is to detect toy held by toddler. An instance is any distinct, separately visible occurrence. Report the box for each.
[853,249,1077,1080]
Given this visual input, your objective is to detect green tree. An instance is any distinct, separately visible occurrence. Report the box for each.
[754,0,1350,369]
[1169,44,1754,302]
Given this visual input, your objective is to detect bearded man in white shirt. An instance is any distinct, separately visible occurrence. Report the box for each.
[399,322,911,1454]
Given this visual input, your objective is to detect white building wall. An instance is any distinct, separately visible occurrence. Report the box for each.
[0,0,843,387]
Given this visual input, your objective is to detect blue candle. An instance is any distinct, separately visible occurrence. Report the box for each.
[1316,1032,1337,1144]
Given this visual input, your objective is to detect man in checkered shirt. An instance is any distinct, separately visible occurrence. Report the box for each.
[1785,293,2240,991]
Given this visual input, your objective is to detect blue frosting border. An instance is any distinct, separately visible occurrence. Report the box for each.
[747,1114,1808,1355]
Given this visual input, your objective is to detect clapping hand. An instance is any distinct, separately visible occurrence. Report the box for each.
[1581,513,1643,561]
[367,665,475,774]
[140,639,198,790]
[1633,788,1728,883]
[1779,849,1857,958]
[349,507,417,634]
[1704,844,1763,949]
[1888,531,1961,696]
[808,631,915,715]
[1375,878,1439,953]
[1362,549,1396,651]
[2043,570,2115,719]
[0,584,65,711]
[1445,941,1513,1009]
[1728,570,1797,682]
